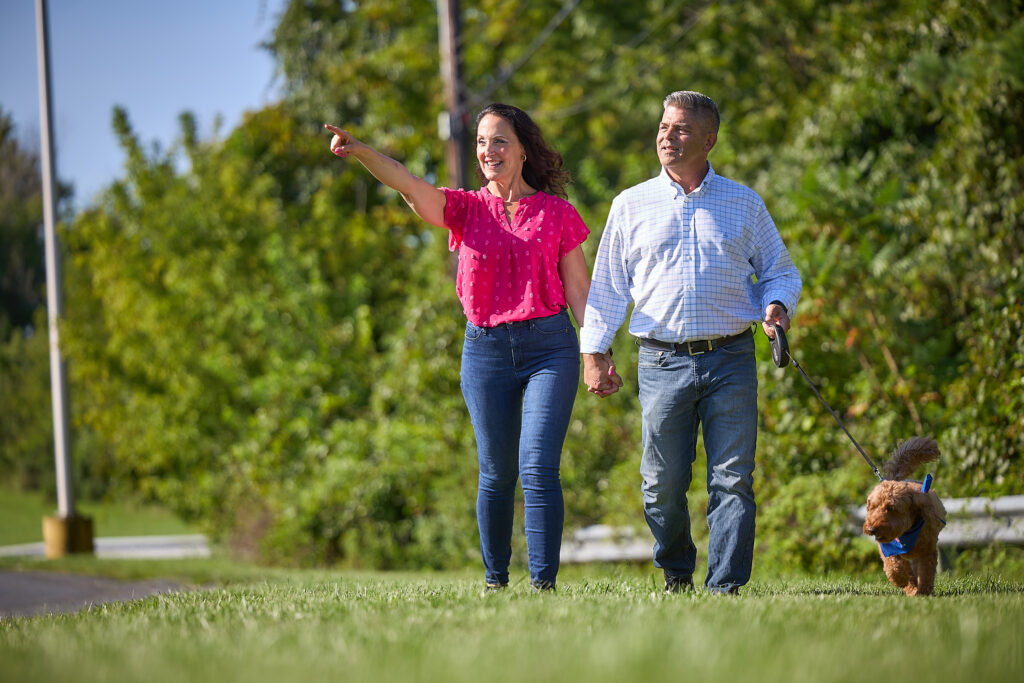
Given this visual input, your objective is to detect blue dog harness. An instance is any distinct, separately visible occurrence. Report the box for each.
[878,474,946,557]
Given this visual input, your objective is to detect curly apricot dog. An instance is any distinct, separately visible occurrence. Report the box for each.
[862,436,946,596]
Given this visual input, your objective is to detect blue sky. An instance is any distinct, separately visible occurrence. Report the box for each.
[0,0,288,210]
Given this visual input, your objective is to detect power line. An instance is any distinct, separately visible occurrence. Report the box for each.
[466,0,582,109]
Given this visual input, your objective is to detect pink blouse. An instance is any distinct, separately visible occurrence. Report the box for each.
[443,188,589,327]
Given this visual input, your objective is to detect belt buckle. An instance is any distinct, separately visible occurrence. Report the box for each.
[686,339,711,356]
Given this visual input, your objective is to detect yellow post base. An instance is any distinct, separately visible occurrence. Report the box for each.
[42,515,95,558]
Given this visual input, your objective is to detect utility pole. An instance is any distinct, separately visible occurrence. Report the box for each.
[437,0,468,190]
[35,0,93,558]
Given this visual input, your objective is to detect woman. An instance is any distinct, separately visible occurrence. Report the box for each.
[324,103,590,591]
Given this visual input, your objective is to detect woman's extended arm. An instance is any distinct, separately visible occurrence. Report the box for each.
[558,246,590,328]
[324,123,447,228]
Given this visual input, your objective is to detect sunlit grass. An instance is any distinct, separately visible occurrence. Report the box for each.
[1,561,1022,683]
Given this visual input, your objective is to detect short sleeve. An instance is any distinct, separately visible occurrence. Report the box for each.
[442,187,469,252]
[558,202,590,257]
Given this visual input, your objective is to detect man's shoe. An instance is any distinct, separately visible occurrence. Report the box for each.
[530,579,555,592]
[664,573,694,593]
[484,582,508,594]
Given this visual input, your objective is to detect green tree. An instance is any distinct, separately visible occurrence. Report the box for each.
[0,111,45,334]
[0,110,59,492]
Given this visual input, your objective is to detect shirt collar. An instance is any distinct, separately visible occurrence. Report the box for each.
[658,163,716,198]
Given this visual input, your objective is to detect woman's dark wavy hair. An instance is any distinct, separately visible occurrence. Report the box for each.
[474,103,571,199]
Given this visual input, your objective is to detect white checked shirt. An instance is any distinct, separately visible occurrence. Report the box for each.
[580,165,802,353]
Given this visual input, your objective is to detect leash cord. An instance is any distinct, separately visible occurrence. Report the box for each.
[788,355,885,482]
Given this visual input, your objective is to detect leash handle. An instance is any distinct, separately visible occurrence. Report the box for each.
[773,324,885,482]
[770,323,790,368]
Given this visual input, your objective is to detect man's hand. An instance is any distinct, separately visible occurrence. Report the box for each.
[583,352,624,397]
[762,302,791,339]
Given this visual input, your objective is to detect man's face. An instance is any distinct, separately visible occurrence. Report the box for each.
[657,105,715,169]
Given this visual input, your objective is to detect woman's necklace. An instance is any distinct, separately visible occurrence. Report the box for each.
[493,183,532,227]
[503,197,518,226]
[496,184,517,225]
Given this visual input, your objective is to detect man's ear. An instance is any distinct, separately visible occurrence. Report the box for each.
[705,131,718,153]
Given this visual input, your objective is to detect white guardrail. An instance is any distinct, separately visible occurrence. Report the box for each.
[0,535,211,559]
[562,496,1024,564]
[850,495,1024,548]
[560,524,650,564]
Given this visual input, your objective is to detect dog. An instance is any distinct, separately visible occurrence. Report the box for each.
[862,436,946,596]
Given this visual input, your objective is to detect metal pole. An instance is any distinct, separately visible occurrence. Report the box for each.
[35,0,75,518]
[437,0,468,189]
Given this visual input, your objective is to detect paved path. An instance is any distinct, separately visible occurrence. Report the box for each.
[0,535,209,619]
[0,570,185,619]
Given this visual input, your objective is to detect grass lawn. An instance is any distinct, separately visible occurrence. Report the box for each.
[0,486,198,546]
[1,558,1022,683]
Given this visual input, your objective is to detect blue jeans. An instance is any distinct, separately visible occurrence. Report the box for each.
[637,329,758,592]
[460,309,580,587]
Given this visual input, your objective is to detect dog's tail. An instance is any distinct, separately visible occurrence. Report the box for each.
[882,436,940,480]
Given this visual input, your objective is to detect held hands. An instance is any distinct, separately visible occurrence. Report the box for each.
[762,302,791,339]
[324,123,363,158]
[583,308,790,399]
[583,352,624,398]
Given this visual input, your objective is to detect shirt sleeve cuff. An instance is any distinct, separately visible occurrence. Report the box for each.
[579,330,613,354]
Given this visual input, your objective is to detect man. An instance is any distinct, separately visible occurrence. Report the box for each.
[580,91,801,594]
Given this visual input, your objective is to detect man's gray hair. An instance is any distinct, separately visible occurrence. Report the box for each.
[663,91,720,133]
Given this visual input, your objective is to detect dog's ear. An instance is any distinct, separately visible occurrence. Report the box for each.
[912,490,941,524]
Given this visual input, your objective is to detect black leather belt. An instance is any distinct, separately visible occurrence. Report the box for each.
[637,328,752,356]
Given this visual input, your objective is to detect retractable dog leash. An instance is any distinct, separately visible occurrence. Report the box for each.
[769,324,885,481]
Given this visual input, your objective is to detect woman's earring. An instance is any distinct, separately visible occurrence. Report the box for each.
[522,155,527,161]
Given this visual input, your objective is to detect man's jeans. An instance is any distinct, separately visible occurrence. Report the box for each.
[637,330,758,592]
[460,309,579,587]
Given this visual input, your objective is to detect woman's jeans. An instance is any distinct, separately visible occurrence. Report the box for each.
[637,330,758,592]
[460,309,579,587]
